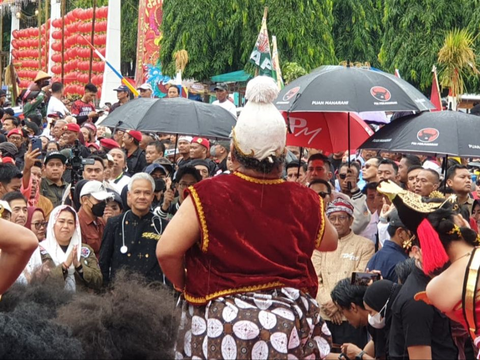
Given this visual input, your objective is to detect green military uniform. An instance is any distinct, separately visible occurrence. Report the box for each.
[39,243,102,292]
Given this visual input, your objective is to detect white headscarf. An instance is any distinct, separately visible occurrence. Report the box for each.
[40,205,82,291]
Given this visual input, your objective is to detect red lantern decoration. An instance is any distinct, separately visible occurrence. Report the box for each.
[52,18,62,28]
[52,42,61,52]
[52,31,62,40]
[52,65,61,75]
[51,53,62,63]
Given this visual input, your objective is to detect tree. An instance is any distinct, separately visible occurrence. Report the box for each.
[379,0,465,91]
[160,0,336,80]
[438,29,479,98]
[282,62,307,84]
[331,0,383,68]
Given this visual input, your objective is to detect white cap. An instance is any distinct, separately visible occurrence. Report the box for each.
[178,135,193,143]
[138,83,153,91]
[80,180,114,201]
[232,76,286,161]
[0,200,12,214]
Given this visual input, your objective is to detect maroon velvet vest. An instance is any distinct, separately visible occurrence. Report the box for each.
[183,172,325,305]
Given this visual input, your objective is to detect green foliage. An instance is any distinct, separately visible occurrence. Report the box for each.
[160,0,336,80]
[379,0,466,91]
[282,62,307,84]
[332,0,383,68]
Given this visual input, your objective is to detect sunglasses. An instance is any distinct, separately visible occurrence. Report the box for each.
[318,191,330,198]
[31,221,47,230]
[339,174,347,180]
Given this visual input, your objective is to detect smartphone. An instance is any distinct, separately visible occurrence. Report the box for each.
[351,272,380,286]
[31,137,43,158]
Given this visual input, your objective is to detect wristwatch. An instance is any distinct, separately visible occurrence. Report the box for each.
[355,351,365,360]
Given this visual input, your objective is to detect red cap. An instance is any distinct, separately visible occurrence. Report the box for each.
[1,156,15,165]
[191,137,210,150]
[100,138,120,150]
[86,142,100,150]
[82,122,97,134]
[7,128,23,138]
[65,123,80,133]
[126,130,142,142]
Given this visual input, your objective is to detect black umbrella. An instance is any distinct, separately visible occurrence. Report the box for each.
[360,111,480,157]
[275,65,435,113]
[100,98,236,139]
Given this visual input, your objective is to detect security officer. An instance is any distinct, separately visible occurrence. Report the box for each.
[99,173,169,286]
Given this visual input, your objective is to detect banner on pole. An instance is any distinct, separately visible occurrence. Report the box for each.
[135,0,163,86]
[271,35,283,89]
[249,14,272,76]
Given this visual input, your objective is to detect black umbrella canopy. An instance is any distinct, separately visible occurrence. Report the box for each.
[360,111,480,157]
[100,98,236,139]
[275,65,435,113]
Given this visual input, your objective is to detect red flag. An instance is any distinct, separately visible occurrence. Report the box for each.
[394,69,401,78]
[430,66,442,112]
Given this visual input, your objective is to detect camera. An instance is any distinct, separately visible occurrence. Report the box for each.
[68,140,95,196]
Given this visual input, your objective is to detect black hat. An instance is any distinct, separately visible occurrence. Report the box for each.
[44,151,67,165]
[214,83,227,91]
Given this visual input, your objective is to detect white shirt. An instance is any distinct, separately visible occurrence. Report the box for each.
[109,173,131,194]
[47,96,69,116]
[213,99,237,119]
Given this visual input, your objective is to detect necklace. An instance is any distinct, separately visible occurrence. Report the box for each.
[451,251,472,263]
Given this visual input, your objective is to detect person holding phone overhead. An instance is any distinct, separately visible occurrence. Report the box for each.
[313,198,375,351]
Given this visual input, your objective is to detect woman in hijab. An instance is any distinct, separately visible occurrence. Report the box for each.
[39,205,102,292]
[25,207,47,242]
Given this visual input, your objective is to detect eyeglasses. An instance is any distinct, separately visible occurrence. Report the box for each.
[318,191,330,198]
[9,136,22,142]
[328,215,350,222]
[31,221,47,230]
[178,182,196,187]
[339,174,347,180]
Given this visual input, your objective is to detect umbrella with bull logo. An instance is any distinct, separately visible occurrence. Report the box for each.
[275,65,435,164]
[359,111,480,157]
[275,65,435,113]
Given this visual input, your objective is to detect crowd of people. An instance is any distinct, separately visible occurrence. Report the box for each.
[2,71,480,360]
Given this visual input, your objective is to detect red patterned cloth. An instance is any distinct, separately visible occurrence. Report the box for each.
[183,172,325,305]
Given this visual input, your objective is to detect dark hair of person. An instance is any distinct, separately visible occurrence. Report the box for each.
[4,108,15,116]
[51,82,64,93]
[0,164,22,186]
[84,83,98,94]
[387,223,404,238]
[421,168,440,184]
[308,179,332,192]
[4,116,20,127]
[87,155,105,169]
[148,141,166,155]
[46,141,60,151]
[379,158,399,173]
[174,165,202,183]
[286,160,307,172]
[446,164,468,181]
[307,153,331,168]
[402,154,421,167]
[395,258,416,284]
[27,114,43,127]
[232,147,285,175]
[338,161,361,174]
[33,160,43,168]
[330,278,367,310]
[426,201,478,248]
[0,108,4,119]
[2,190,27,203]
[362,181,378,194]
[407,165,423,174]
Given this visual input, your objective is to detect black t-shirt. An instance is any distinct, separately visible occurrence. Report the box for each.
[369,325,386,359]
[389,266,458,360]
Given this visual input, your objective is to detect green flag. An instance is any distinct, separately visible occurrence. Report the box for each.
[249,15,273,76]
